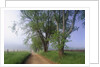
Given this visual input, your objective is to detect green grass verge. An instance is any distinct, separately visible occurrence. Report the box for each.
[4,51,30,64]
[39,51,85,64]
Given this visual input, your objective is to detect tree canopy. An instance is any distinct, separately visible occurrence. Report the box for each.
[12,10,85,57]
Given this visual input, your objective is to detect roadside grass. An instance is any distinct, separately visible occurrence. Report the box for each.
[4,51,30,64]
[39,51,85,64]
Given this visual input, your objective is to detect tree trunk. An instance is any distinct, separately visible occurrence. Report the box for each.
[44,41,49,52]
[58,10,65,57]
[44,45,48,52]
[58,47,64,57]
[37,31,49,52]
[62,10,65,55]
[62,46,64,54]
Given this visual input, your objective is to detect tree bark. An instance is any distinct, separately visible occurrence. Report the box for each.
[44,41,48,52]
[59,47,64,57]
[44,45,48,52]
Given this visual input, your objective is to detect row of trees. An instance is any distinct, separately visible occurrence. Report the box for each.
[13,10,85,57]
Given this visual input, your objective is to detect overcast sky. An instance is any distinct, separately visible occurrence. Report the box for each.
[4,10,85,51]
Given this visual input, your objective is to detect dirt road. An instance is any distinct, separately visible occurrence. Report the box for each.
[24,52,55,64]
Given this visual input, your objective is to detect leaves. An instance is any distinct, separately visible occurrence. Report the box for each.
[12,10,85,52]
[31,36,43,52]
[49,31,70,50]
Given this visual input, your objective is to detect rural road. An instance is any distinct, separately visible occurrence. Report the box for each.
[24,52,55,64]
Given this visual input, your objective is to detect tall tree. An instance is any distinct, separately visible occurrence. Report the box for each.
[50,10,84,57]
[20,10,56,52]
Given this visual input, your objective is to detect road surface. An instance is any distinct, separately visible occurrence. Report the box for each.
[24,52,55,64]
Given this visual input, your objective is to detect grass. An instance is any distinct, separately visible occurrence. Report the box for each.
[4,51,30,64]
[39,51,85,64]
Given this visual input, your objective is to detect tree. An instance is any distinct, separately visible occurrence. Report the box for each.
[49,10,85,57]
[20,10,56,52]
[31,35,43,52]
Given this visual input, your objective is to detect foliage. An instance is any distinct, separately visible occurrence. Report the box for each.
[49,10,81,51]
[39,51,85,64]
[4,51,30,64]
[49,31,70,50]
[19,10,56,52]
[12,10,85,53]
[31,36,43,52]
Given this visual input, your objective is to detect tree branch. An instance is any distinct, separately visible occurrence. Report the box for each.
[67,10,79,35]
[65,10,69,30]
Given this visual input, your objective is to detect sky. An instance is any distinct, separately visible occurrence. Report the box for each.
[4,10,30,51]
[4,10,85,51]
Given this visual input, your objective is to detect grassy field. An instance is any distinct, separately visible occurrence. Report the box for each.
[4,51,30,64]
[39,51,85,64]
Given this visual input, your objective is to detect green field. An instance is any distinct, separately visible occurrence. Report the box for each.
[4,51,30,64]
[39,51,85,64]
